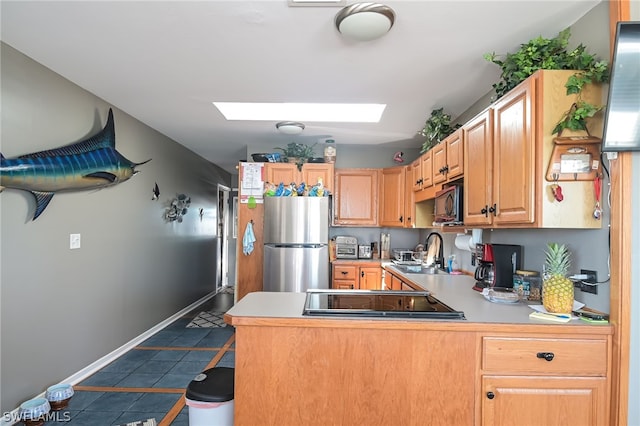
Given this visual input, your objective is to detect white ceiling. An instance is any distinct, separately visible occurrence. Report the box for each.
[0,0,601,174]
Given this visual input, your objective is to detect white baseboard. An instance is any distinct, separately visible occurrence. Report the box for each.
[1,291,217,426]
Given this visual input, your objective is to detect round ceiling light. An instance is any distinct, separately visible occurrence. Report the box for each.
[276,121,305,135]
[335,2,395,42]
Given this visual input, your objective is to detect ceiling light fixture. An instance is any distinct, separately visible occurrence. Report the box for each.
[335,2,395,41]
[276,121,305,135]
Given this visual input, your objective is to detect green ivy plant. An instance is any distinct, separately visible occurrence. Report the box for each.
[484,27,609,136]
[275,142,316,171]
[418,108,461,153]
[552,101,603,135]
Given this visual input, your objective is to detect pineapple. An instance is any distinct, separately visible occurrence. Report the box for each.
[542,243,574,313]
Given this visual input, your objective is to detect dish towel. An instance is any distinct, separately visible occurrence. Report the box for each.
[243,221,256,255]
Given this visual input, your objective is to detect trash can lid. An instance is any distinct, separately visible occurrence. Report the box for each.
[186,367,234,402]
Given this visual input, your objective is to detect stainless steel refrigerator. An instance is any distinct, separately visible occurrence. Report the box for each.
[263,196,329,292]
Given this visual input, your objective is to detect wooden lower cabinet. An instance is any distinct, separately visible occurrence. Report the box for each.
[481,376,608,426]
[479,334,611,426]
[332,262,382,290]
[384,269,421,291]
[232,325,477,426]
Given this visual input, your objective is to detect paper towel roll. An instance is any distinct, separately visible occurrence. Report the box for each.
[455,234,473,251]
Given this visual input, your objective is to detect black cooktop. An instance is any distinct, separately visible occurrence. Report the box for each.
[302,290,465,320]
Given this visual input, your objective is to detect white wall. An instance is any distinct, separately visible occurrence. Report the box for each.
[0,43,231,412]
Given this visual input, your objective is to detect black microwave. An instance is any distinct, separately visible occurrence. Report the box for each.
[434,184,463,224]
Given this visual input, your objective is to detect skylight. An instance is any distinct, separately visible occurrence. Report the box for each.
[212,102,386,123]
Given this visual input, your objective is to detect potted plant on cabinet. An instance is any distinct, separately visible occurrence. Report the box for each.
[485,27,608,141]
[418,108,461,154]
[484,27,609,101]
[275,142,316,171]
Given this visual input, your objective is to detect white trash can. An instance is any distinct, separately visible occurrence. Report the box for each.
[185,367,234,426]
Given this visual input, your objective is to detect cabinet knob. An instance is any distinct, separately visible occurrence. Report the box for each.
[486,392,495,400]
[481,206,489,217]
[361,271,365,278]
[341,271,348,275]
[489,204,497,215]
[536,352,555,362]
[399,215,403,223]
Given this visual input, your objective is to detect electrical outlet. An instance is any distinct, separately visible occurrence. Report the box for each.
[579,269,598,294]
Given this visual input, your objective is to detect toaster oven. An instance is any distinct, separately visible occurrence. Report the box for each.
[335,236,358,259]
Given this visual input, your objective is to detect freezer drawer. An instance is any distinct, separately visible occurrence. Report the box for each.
[263,245,329,292]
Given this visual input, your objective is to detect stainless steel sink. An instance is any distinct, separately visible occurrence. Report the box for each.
[392,265,445,275]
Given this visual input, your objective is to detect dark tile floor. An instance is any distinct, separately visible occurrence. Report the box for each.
[40,289,235,426]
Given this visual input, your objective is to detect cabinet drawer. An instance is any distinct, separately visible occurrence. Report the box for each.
[334,266,357,280]
[482,337,608,376]
[333,279,356,290]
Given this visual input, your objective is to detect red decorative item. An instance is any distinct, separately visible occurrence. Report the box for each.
[551,184,564,202]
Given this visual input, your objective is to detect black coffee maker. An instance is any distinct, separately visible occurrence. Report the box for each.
[473,243,523,291]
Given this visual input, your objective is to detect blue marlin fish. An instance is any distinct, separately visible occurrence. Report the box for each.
[0,109,150,220]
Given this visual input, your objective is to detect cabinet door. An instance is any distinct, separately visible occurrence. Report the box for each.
[264,163,298,186]
[421,150,433,188]
[404,165,415,228]
[359,266,382,290]
[445,129,464,180]
[463,110,493,226]
[411,158,422,192]
[432,142,447,185]
[379,166,406,227]
[334,169,378,226]
[491,77,535,225]
[302,164,334,192]
[482,376,608,426]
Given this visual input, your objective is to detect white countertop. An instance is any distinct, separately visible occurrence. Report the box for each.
[225,265,609,327]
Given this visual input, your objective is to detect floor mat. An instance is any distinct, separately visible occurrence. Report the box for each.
[116,419,156,426]
[186,311,227,328]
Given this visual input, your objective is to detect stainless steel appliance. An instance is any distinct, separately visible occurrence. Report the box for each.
[358,244,372,259]
[335,235,358,259]
[434,184,463,224]
[302,289,465,319]
[263,197,329,292]
[473,243,522,291]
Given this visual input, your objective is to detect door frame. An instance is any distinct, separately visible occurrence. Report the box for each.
[217,184,231,291]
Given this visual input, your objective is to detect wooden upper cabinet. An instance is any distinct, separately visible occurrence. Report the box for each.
[433,128,464,185]
[334,168,378,226]
[421,149,434,188]
[264,163,334,193]
[463,109,494,226]
[411,158,422,192]
[463,78,535,227]
[492,77,535,226]
[463,70,603,229]
[412,150,434,193]
[302,163,334,193]
[379,166,406,227]
[264,163,297,187]
[404,165,415,228]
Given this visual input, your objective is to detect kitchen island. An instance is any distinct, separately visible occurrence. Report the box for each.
[225,273,613,426]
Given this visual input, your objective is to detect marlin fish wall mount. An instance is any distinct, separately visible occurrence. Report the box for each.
[0,109,151,220]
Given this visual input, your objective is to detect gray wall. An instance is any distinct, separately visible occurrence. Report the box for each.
[0,43,231,412]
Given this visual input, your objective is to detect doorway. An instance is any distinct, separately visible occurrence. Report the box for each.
[217,184,231,293]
